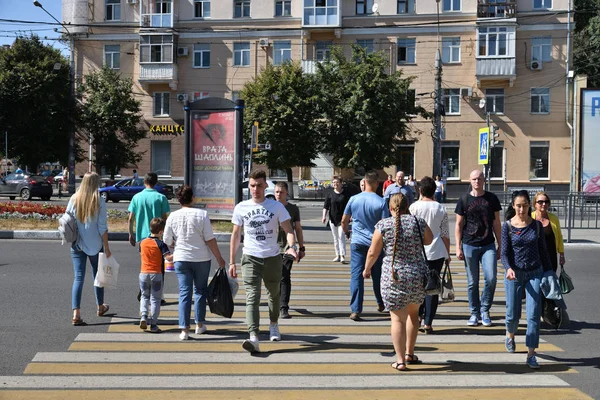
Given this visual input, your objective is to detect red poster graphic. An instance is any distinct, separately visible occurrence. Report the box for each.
[191,111,236,213]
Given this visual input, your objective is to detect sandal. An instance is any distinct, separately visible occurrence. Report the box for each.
[72,317,86,326]
[391,362,407,371]
[405,354,422,364]
[423,326,434,334]
[97,304,110,317]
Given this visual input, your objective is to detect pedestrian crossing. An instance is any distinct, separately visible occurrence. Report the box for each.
[0,244,592,399]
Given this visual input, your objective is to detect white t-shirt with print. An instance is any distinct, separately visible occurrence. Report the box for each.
[232,198,291,258]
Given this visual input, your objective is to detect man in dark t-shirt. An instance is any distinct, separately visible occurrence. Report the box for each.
[275,182,305,319]
[455,170,502,327]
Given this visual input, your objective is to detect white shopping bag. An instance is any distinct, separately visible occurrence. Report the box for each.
[94,253,120,289]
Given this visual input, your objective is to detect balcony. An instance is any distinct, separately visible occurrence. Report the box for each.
[476,58,516,86]
[301,60,320,74]
[140,0,174,28]
[477,1,516,19]
[139,64,178,89]
[303,0,340,27]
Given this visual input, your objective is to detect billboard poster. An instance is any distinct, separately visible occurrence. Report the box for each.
[478,128,489,165]
[191,110,236,215]
[581,90,600,194]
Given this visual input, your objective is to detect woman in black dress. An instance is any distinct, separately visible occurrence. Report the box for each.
[322,176,351,263]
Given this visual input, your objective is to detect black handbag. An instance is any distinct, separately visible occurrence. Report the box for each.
[415,216,442,296]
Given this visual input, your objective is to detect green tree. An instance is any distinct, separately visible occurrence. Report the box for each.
[240,61,322,181]
[314,45,428,170]
[574,0,600,86]
[0,35,75,171]
[78,67,146,179]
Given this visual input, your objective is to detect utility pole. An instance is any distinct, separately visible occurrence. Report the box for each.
[433,0,443,177]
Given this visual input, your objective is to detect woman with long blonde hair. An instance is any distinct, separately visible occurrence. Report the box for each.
[363,193,433,371]
[66,172,112,326]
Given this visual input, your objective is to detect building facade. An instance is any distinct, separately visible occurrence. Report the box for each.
[66,0,576,191]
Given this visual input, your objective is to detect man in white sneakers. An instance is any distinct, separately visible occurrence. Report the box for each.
[229,170,299,353]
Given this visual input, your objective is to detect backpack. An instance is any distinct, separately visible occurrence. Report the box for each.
[58,210,78,245]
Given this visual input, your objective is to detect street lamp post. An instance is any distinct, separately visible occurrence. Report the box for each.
[33,1,76,194]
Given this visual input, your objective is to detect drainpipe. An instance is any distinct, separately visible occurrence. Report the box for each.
[300,29,304,62]
[566,0,575,192]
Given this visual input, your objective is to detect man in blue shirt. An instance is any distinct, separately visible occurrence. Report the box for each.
[383,171,414,217]
[341,171,386,321]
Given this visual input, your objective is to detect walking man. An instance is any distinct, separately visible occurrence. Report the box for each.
[455,169,502,327]
[341,171,386,321]
[275,181,305,319]
[129,172,170,303]
[229,170,298,353]
[383,170,414,213]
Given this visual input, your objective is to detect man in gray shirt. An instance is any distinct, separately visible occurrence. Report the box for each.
[383,171,414,216]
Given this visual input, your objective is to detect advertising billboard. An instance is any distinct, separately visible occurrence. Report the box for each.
[581,89,600,194]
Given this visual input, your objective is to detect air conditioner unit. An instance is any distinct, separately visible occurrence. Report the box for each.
[530,60,542,70]
[176,93,188,102]
[177,46,189,56]
[141,15,151,27]
[126,0,137,4]
[460,87,473,98]
[259,38,270,47]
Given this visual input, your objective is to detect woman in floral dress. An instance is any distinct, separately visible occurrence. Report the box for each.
[363,193,432,371]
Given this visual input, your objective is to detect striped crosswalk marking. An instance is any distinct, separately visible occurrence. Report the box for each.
[0,245,592,399]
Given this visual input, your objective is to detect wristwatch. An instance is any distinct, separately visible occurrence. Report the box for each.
[287,244,298,251]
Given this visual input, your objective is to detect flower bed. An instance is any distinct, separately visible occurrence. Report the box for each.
[0,201,66,220]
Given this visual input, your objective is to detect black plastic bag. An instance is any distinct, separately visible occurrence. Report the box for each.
[207,268,234,318]
[542,296,570,330]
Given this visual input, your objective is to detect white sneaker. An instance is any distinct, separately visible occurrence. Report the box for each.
[242,334,260,353]
[179,331,189,341]
[333,256,341,262]
[195,324,207,334]
[269,323,281,341]
[340,256,346,264]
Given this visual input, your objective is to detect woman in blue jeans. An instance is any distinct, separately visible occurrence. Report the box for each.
[501,190,552,369]
[67,172,111,326]
[163,186,226,340]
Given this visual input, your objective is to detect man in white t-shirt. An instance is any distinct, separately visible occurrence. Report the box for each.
[230,170,298,353]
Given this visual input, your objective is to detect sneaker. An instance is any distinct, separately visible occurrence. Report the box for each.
[179,331,189,341]
[269,323,281,341]
[195,325,207,334]
[160,299,167,306]
[481,312,492,327]
[505,337,516,353]
[340,256,346,264]
[349,313,361,321]
[150,325,161,333]
[333,256,341,262]
[467,314,479,326]
[139,318,147,330]
[526,354,540,369]
[242,335,260,353]
[280,309,291,319]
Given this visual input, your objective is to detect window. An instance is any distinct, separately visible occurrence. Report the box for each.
[531,37,552,63]
[104,45,120,69]
[485,89,504,114]
[356,0,374,15]
[531,88,550,114]
[397,38,416,64]
[270,168,287,178]
[315,41,332,61]
[273,40,292,65]
[398,0,408,13]
[153,92,170,117]
[356,39,374,54]
[151,141,172,176]
[193,43,210,68]
[443,0,460,12]
[233,42,251,66]
[396,143,415,176]
[530,141,549,179]
[489,141,504,179]
[533,0,551,9]
[304,0,338,26]
[441,141,460,178]
[443,89,461,115]
[234,0,251,18]
[105,0,120,21]
[194,0,210,18]
[478,27,508,57]
[192,91,209,100]
[442,37,460,63]
[140,35,173,63]
[275,0,292,16]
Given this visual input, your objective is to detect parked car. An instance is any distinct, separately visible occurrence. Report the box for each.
[98,178,174,202]
[53,172,64,184]
[242,179,277,200]
[0,173,53,201]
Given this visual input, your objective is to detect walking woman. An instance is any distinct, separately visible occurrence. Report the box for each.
[163,185,226,340]
[501,190,553,369]
[67,172,111,326]
[531,192,566,273]
[322,176,351,263]
[363,193,433,371]
[409,177,451,334]
[434,175,444,203]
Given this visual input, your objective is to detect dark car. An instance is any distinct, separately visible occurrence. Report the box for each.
[0,173,53,201]
[99,178,174,203]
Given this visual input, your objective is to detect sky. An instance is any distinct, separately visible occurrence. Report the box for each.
[0,0,67,54]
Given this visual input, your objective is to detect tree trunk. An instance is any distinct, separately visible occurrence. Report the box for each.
[286,167,294,199]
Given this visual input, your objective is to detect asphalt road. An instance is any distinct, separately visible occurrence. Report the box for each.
[0,241,599,398]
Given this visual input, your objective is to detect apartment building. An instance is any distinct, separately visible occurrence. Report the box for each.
[65,0,575,190]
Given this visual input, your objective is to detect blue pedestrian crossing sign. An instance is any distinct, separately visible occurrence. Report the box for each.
[478,128,489,165]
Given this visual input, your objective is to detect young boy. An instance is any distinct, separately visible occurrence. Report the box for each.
[139,218,172,333]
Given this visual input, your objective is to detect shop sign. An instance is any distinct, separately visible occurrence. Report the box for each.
[150,124,184,136]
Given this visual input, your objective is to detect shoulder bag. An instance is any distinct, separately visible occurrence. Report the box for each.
[415,215,442,296]
[440,260,455,302]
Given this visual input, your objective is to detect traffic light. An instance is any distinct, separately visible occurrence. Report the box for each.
[490,125,500,147]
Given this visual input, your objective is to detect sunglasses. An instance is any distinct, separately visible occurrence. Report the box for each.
[536,200,550,205]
